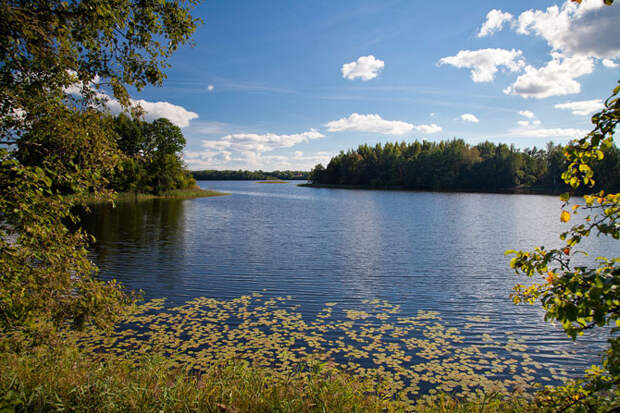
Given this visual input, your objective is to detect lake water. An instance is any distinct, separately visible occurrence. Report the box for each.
[81,180,616,387]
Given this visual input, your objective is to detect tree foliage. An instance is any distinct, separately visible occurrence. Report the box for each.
[0,0,200,341]
[110,114,195,194]
[508,83,619,407]
[309,139,619,194]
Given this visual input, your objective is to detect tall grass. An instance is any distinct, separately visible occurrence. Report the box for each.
[0,345,403,412]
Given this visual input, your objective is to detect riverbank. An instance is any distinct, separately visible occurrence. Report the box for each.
[84,186,228,204]
[298,183,567,195]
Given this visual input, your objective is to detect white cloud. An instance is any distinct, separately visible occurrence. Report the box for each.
[438,48,525,82]
[131,99,198,127]
[460,113,480,123]
[326,113,412,135]
[325,113,441,135]
[515,0,620,59]
[477,9,514,38]
[207,85,215,92]
[105,98,198,128]
[518,110,536,119]
[184,149,333,171]
[467,2,619,99]
[64,72,198,128]
[554,99,604,115]
[201,129,325,153]
[415,123,442,134]
[509,127,588,138]
[341,55,385,81]
[503,53,594,99]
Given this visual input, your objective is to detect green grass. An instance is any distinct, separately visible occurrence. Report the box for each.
[0,345,400,412]
[0,344,548,413]
[83,186,228,204]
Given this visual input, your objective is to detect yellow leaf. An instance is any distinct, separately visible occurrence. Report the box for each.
[560,211,571,222]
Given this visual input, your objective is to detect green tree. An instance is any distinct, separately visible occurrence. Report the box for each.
[0,0,200,342]
[508,83,619,409]
[111,115,195,194]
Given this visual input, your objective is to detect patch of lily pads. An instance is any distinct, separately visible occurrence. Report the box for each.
[76,294,570,404]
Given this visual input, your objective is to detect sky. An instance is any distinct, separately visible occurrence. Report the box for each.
[118,0,620,171]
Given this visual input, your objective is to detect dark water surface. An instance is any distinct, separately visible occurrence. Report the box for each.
[81,180,616,380]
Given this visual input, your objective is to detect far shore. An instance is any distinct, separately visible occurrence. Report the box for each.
[298,182,567,196]
[256,180,289,184]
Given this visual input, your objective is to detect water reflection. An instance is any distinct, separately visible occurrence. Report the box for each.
[81,199,188,291]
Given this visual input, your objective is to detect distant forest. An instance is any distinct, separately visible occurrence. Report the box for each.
[308,139,620,194]
[192,170,309,181]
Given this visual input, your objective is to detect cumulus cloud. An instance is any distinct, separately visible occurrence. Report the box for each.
[105,98,198,128]
[341,55,385,81]
[414,124,442,134]
[515,0,620,59]
[503,53,594,99]
[461,1,619,99]
[438,48,525,82]
[554,99,604,115]
[131,99,198,127]
[325,113,441,135]
[207,85,215,92]
[184,149,333,172]
[201,129,325,153]
[518,110,536,119]
[460,113,480,123]
[326,113,412,135]
[477,9,514,37]
[64,72,198,128]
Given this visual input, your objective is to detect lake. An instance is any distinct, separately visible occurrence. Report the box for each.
[81,180,615,392]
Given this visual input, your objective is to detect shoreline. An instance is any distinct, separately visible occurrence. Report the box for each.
[85,187,229,204]
[297,182,568,196]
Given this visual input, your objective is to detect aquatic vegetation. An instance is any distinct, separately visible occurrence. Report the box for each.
[75,294,571,405]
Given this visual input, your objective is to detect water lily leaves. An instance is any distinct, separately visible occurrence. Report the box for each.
[74,294,570,404]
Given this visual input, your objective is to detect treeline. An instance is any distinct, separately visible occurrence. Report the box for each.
[109,114,196,194]
[309,139,620,193]
[192,170,309,181]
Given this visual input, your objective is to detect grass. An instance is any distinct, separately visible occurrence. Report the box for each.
[0,344,548,413]
[84,186,228,204]
[0,345,399,412]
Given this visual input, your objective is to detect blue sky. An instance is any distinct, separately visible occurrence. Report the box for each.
[123,0,620,171]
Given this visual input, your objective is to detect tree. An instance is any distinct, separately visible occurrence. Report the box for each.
[110,115,194,194]
[508,83,619,409]
[0,0,200,342]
